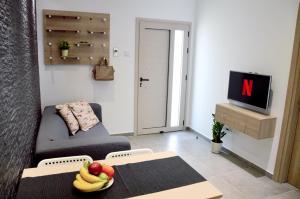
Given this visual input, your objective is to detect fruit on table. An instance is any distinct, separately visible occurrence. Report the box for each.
[80,167,102,183]
[88,162,102,176]
[76,174,91,186]
[102,165,115,179]
[73,161,115,192]
[83,161,90,169]
[99,172,109,181]
[73,180,106,193]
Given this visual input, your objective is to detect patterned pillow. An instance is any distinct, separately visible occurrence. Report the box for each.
[56,104,80,135]
[68,101,99,131]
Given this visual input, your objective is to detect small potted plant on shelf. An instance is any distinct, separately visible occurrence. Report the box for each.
[211,114,227,154]
[59,41,70,57]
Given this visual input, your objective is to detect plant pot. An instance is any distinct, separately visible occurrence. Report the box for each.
[61,49,69,57]
[211,141,222,154]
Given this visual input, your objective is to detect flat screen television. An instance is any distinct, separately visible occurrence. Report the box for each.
[228,71,272,115]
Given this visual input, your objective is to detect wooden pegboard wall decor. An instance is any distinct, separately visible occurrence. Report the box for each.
[43,9,110,65]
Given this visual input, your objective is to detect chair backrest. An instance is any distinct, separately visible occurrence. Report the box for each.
[105,148,153,159]
[37,155,93,167]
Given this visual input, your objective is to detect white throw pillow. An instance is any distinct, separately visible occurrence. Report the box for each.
[56,104,80,135]
[68,101,100,131]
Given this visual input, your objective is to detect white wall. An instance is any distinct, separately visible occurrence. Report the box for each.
[36,0,196,134]
[189,0,299,173]
[37,0,299,174]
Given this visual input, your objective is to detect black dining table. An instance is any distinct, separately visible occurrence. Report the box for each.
[17,152,222,199]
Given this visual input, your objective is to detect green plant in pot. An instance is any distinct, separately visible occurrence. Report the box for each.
[211,114,226,153]
[59,41,70,57]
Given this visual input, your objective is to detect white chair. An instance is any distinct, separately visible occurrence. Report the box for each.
[105,148,153,159]
[37,155,93,167]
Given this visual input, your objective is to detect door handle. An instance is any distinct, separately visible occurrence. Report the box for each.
[140,77,150,82]
[139,77,149,87]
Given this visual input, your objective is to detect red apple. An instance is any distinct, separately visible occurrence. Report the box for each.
[102,165,115,179]
[88,162,102,176]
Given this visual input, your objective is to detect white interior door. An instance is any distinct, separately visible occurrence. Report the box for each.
[139,28,170,129]
[137,20,190,135]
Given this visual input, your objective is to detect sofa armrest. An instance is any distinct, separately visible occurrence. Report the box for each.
[89,103,102,122]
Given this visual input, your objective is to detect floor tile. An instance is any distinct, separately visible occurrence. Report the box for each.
[127,131,299,198]
[265,190,300,199]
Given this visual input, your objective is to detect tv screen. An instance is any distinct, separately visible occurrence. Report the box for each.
[228,71,272,110]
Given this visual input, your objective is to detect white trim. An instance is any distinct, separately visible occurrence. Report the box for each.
[105,148,153,159]
[37,155,93,167]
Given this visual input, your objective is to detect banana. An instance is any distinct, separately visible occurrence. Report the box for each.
[76,174,91,186]
[83,161,90,169]
[73,180,106,192]
[79,167,101,183]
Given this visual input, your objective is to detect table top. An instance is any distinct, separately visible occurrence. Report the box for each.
[22,151,222,199]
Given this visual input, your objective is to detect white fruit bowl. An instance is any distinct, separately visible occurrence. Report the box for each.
[99,178,114,191]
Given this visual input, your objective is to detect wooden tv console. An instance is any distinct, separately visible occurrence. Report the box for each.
[215,103,276,139]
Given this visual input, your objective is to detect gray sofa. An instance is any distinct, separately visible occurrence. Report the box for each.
[35,103,131,162]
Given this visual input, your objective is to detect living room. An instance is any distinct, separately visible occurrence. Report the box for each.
[1,0,300,198]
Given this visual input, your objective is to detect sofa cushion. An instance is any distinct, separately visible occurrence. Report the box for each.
[68,101,99,131]
[56,104,79,135]
[35,134,131,162]
[69,123,110,140]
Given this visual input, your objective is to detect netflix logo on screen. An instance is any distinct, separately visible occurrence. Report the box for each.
[242,79,254,97]
[228,71,271,110]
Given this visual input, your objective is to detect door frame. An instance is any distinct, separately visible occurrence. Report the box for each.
[134,18,192,136]
[273,4,300,182]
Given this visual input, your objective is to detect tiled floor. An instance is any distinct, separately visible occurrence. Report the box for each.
[127,131,300,199]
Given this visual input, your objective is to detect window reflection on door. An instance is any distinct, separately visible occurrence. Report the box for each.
[171,30,185,127]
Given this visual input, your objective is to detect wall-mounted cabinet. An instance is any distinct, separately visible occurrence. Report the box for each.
[215,103,276,139]
[43,9,110,65]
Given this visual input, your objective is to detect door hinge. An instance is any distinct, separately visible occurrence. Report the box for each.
[185,74,188,81]
[188,31,190,38]
[187,48,189,54]
[183,120,185,126]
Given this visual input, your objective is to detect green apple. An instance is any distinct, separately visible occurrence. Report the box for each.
[99,172,109,182]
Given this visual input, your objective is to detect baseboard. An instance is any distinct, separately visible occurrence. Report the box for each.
[111,132,134,136]
[186,127,273,179]
[186,127,211,142]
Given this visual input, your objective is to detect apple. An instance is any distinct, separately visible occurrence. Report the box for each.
[88,162,102,176]
[99,172,109,181]
[102,165,115,179]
